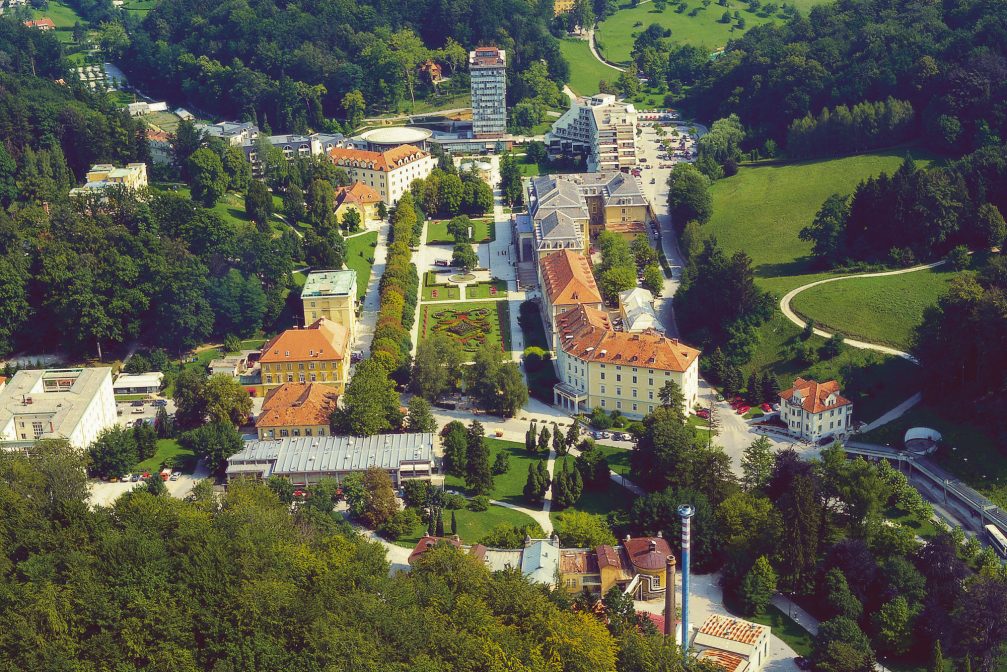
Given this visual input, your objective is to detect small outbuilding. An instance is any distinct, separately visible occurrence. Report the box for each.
[112,372,164,395]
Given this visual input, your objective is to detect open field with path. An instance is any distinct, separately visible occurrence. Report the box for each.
[558,38,621,96]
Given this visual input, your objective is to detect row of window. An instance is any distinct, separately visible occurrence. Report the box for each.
[263,361,333,372]
[264,373,333,384]
[264,427,325,438]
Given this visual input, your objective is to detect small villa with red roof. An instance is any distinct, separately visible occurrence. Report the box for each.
[779,377,852,443]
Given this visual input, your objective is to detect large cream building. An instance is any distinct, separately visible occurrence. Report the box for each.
[547,94,639,172]
[69,163,148,197]
[0,368,117,449]
[327,144,435,204]
[301,269,357,339]
[553,305,700,417]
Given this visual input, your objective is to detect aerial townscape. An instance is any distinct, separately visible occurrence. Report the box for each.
[2,0,1007,669]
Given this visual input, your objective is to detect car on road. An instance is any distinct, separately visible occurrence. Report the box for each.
[170,471,181,481]
[130,400,144,407]
[130,474,140,482]
[760,403,773,413]
[152,399,168,407]
[121,474,131,482]
[131,407,144,414]
[650,178,656,184]
[696,409,710,419]
[434,260,450,267]
[737,405,750,415]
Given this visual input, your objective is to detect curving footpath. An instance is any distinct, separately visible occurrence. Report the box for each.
[778,260,949,364]
[586,29,625,72]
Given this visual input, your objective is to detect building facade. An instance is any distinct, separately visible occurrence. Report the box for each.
[779,378,852,442]
[258,318,350,394]
[469,47,507,138]
[69,163,148,197]
[691,615,771,672]
[547,94,639,172]
[300,269,357,337]
[537,249,603,346]
[334,182,382,229]
[196,121,259,147]
[242,132,345,176]
[553,304,700,417]
[327,144,436,204]
[254,383,340,440]
[0,368,116,449]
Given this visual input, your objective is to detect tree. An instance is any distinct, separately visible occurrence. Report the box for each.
[946,245,971,271]
[871,596,913,656]
[447,215,474,242]
[552,422,567,456]
[450,510,457,535]
[465,421,493,494]
[187,148,228,207]
[442,421,468,477]
[740,556,777,615]
[497,363,529,417]
[154,405,174,439]
[813,617,875,672]
[667,163,712,225]
[976,203,1006,248]
[341,208,362,233]
[245,180,273,229]
[134,422,158,461]
[800,194,849,264]
[341,90,366,130]
[451,243,479,272]
[953,576,1007,672]
[307,179,335,227]
[932,641,945,672]
[380,509,420,540]
[411,334,464,400]
[178,421,243,473]
[334,359,402,435]
[173,368,208,429]
[97,21,130,59]
[145,472,167,496]
[406,396,437,433]
[823,568,863,620]
[360,466,399,528]
[538,425,551,454]
[741,436,775,492]
[435,509,445,536]
[658,380,685,414]
[172,120,204,174]
[492,451,510,475]
[201,374,253,426]
[283,184,306,223]
[88,426,138,477]
[821,333,844,359]
[760,372,781,405]
[642,264,664,295]
[525,462,544,502]
[553,510,616,547]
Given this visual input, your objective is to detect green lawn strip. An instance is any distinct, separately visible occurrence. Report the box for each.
[466,279,508,300]
[686,414,713,431]
[425,218,495,244]
[419,301,510,361]
[403,92,472,115]
[884,505,940,541]
[859,405,1007,508]
[114,394,149,402]
[744,313,920,425]
[707,148,939,280]
[549,474,635,532]
[591,443,632,478]
[788,267,961,351]
[595,0,789,64]
[743,407,765,419]
[393,503,541,548]
[345,231,378,299]
[422,271,462,301]
[558,38,621,96]
[171,187,251,230]
[730,602,813,657]
[291,270,308,288]
[445,438,543,506]
[133,439,196,474]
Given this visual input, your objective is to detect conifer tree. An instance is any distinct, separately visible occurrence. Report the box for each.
[538,425,551,453]
[435,509,444,537]
[553,460,569,508]
[450,510,457,536]
[747,371,761,404]
[566,422,580,450]
[552,422,566,456]
[537,460,550,490]
[427,512,436,537]
[524,463,542,502]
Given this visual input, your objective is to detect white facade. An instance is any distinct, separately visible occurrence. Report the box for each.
[547,94,638,172]
[329,147,436,205]
[778,379,853,442]
[469,47,507,138]
[0,368,117,449]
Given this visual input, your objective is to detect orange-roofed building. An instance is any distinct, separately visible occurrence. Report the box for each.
[24,18,56,30]
[255,383,340,440]
[328,144,435,204]
[552,304,700,416]
[691,615,770,672]
[334,181,382,229]
[779,377,852,443]
[537,249,603,344]
[258,318,350,395]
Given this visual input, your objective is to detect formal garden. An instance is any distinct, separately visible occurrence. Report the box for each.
[426,217,496,244]
[420,301,511,359]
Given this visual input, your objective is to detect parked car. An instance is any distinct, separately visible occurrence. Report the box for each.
[131,407,144,414]
[760,403,773,413]
[130,474,140,482]
[292,489,306,498]
[120,474,131,482]
[130,400,144,407]
[140,472,152,480]
[170,471,181,481]
[696,409,710,419]
[152,399,168,407]
[737,406,750,415]
[434,260,449,267]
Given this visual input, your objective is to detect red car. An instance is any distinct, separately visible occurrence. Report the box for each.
[737,406,750,415]
[696,409,710,419]
[760,403,773,413]
[292,489,306,498]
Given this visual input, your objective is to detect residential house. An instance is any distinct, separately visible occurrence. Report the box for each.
[328,144,436,205]
[300,270,357,339]
[553,304,700,417]
[334,182,382,229]
[225,433,436,486]
[254,383,339,440]
[469,47,507,138]
[146,129,172,165]
[23,17,55,30]
[559,549,602,593]
[547,94,639,172]
[521,536,562,588]
[619,287,661,333]
[69,163,148,197]
[196,121,259,147]
[779,378,852,442]
[258,318,350,395]
[690,615,771,672]
[537,249,603,347]
[241,132,345,177]
[207,351,257,378]
[112,372,163,396]
[596,543,634,594]
[623,534,672,598]
[0,368,116,449]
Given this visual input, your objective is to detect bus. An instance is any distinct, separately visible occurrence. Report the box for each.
[985,524,1007,559]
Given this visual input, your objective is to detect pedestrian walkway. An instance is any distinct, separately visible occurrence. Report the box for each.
[353,220,389,357]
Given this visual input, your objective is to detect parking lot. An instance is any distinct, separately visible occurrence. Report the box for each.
[88,459,209,507]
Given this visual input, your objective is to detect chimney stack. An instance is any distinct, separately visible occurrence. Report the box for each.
[664,554,677,638]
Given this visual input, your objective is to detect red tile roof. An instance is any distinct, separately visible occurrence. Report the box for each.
[560,550,600,574]
[557,305,700,373]
[540,250,602,306]
[408,536,463,565]
[335,181,381,206]
[624,536,672,572]
[698,649,749,672]
[328,145,429,173]
[698,615,769,645]
[780,377,851,414]
[24,18,55,29]
[260,318,348,364]
[256,383,339,429]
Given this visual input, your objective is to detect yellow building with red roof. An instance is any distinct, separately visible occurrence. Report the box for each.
[334,181,382,229]
[537,249,603,344]
[553,304,700,417]
[258,318,350,395]
[255,383,339,439]
[327,144,435,204]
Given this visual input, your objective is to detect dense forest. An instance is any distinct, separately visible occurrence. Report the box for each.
[117,0,569,131]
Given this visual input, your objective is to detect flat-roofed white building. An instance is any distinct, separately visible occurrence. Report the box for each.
[0,368,117,449]
[112,372,163,395]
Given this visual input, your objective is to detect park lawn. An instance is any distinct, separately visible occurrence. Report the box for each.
[122,0,158,17]
[173,187,251,229]
[345,231,378,299]
[789,267,962,351]
[34,1,85,28]
[595,0,790,64]
[394,503,541,548]
[860,405,1007,509]
[744,313,921,425]
[145,111,183,134]
[745,606,814,657]
[884,505,940,541]
[558,38,621,96]
[425,218,495,244]
[444,438,547,506]
[591,443,632,478]
[402,92,471,116]
[687,414,713,431]
[707,148,939,280]
[134,439,196,473]
[423,271,462,301]
[419,301,511,361]
[466,279,508,300]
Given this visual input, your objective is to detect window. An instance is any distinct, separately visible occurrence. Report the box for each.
[286,374,293,382]
[32,421,44,439]
[616,374,621,382]
[616,400,622,409]
[600,372,605,380]
[265,375,272,384]
[632,403,638,412]
[632,376,637,384]
[616,387,622,396]
[318,428,325,436]
[293,429,301,437]
[299,374,305,383]
[310,374,317,382]
[280,430,289,437]
[648,391,653,400]
[600,385,606,394]
[632,389,637,398]
[309,362,316,370]
[649,378,654,386]
[600,399,606,407]
[305,428,312,436]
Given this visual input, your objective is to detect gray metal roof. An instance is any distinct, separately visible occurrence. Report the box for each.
[227,433,435,477]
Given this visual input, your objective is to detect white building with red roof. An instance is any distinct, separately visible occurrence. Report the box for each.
[691,615,770,672]
[779,377,852,442]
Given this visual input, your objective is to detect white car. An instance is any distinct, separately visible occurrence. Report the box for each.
[169,471,181,481]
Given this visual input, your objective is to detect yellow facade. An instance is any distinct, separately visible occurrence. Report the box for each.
[257,423,331,440]
[557,352,699,417]
[334,200,379,230]
[553,0,576,14]
[259,359,347,396]
[302,294,355,334]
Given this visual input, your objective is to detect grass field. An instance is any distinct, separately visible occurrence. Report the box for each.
[34,1,85,28]
[466,279,508,300]
[707,148,939,280]
[591,443,632,478]
[425,218,495,244]
[345,231,378,299]
[445,438,549,505]
[145,111,183,134]
[558,38,622,96]
[595,0,786,64]
[122,0,158,17]
[394,503,541,548]
[789,267,962,350]
[419,301,511,360]
[422,272,462,301]
[134,439,196,473]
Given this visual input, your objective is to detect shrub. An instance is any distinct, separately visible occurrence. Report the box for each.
[468,495,490,512]
[444,493,467,509]
[589,407,614,429]
[379,508,420,541]
[523,346,547,372]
